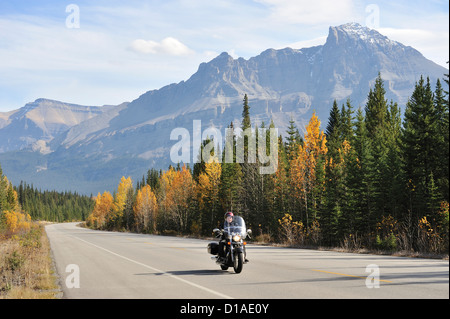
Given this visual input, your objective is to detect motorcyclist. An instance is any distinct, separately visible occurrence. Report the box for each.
[218,211,249,263]
[218,212,233,261]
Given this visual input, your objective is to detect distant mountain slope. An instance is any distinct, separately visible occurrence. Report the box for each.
[0,99,117,153]
[0,23,447,194]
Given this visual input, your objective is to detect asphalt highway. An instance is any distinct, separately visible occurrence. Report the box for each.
[46,222,449,299]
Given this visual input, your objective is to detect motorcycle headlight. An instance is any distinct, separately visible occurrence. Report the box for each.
[232,235,241,242]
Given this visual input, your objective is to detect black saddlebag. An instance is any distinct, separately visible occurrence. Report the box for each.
[207,242,219,255]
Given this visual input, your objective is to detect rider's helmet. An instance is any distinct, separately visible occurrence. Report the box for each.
[224,211,234,220]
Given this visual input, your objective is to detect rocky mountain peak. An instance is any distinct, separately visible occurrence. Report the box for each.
[0,23,447,194]
[326,22,397,48]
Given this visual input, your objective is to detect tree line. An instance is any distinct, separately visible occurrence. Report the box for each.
[1,171,94,234]
[84,72,447,254]
[15,182,94,222]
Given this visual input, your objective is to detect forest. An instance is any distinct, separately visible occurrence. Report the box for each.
[1,73,448,255]
[0,174,94,234]
[85,73,449,254]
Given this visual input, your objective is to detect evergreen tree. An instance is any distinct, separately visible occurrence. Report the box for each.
[402,76,441,223]
[146,168,161,191]
[341,99,354,143]
[363,74,403,223]
[269,135,289,234]
[285,116,302,163]
[0,164,7,211]
[220,122,240,213]
[384,100,404,219]
[346,108,375,238]
[365,73,388,137]
[322,100,343,245]
[325,100,342,161]
[434,79,449,201]
[13,181,94,222]
[193,137,214,181]
[241,94,251,131]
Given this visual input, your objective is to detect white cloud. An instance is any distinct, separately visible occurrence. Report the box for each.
[255,0,358,25]
[130,37,194,56]
[0,1,448,112]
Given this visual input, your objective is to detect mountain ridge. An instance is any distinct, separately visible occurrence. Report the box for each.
[0,22,447,194]
[0,99,119,153]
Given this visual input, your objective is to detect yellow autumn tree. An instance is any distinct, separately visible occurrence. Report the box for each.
[105,176,133,229]
[113,176,133,214]
[134,185,158,233]
[164,165,194,233]
[290,111,327,228]
[196,157,222,232]
[86,191,114,229]
[1,165,33,235]
[3,210,32,234]
[158,167,177,218]
[0,175,20,212]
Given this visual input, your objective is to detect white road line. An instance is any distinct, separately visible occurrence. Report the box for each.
[69,234,233,299]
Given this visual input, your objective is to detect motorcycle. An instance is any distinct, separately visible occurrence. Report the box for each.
[207,216,252,273]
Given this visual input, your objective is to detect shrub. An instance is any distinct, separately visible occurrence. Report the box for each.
[375,233,397,251]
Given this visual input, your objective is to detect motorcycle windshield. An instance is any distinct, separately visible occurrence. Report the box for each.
[224,216,246,236]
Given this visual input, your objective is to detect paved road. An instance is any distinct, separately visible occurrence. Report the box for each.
[46,223,449,299]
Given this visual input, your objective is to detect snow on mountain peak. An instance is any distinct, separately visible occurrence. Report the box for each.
[327,22,399,48]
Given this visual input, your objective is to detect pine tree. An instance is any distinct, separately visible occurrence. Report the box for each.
[146,169,161,191]
[341,99,354,143]
[241,94,251,131]
[325,100,342,161]
[238,94,261,227]
[434,79,449,201]
[270,135,290,233]
[384,100,403,219]
[322,100,343,244]
[220,122,243,213]
[0,164,7,212]
[363,74,403,224]
[285,117,303,163]
[402,76,441,223]
[346,108,375,237]
[365,73,388,137]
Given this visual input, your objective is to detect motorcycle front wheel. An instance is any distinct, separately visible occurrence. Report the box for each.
[233,252,244,273]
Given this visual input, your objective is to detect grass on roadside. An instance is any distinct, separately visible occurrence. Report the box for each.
[0,223,60,299]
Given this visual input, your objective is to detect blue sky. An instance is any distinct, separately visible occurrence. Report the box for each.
[0,0,448,112]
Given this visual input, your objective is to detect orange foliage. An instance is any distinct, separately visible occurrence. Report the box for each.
[3,210,32,234]
[196,159,222,210]
[290,112,328,202]
[113,176,133,216]
[164,165,195,232]
[86,191,114,229]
